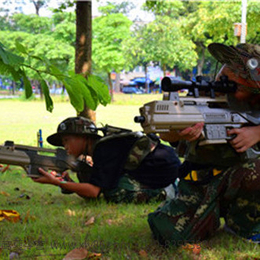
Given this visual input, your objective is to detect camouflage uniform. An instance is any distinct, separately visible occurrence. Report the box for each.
[102,174,167,204]
[148,42,260,245]
[148,158,260,245]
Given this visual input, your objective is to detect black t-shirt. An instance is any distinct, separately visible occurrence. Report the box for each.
[89,138,180,189]
[77,134,181,190]
[89,135,139,189]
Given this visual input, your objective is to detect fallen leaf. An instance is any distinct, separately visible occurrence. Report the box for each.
[182,243,195,250]
[0,210,21,223]
[192,244,201,255]
[85,216,95,226]
[0,191,10,196]
[105,216,126,226]
[0,164,9,173]
[139,249,148,258]
[87,252,102,259]
[182,243,201,255]
[63,248,88,260]
[106,219,113,225]
[66,209,76,216]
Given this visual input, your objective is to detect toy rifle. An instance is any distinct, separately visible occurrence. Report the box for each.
[0,141,78,177]
[134,76,260,158]
[0,125,132,177]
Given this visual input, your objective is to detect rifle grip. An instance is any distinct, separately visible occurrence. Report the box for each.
[27,164,44,177]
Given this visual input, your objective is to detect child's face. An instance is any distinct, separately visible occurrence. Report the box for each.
[216,65,256,101]
[62,135,87,157]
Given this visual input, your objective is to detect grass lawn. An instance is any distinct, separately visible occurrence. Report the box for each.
[0,94,260,259]
[0,93,159,146]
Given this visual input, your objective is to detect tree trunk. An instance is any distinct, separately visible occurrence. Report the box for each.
[162,64,166,76]
[108,72,114,102]
[36,80,43,99]
[197,46,205,76]
[10,81,15,95]
[32,1,42,16]
[75,1,96,122]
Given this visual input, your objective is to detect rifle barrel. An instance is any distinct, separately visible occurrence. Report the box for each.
[0,146,30,166]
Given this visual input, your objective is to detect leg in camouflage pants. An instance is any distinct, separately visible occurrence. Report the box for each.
[102,174,167,203]
[148,159,260,245]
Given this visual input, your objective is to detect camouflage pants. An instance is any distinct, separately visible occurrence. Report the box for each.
[102,174,167,204]
[148,159,260,245]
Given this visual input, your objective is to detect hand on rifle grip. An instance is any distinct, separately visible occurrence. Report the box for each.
[179,122,205,142]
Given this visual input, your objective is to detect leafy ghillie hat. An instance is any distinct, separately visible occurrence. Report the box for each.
[47,117,102,146]
[208,43,260,93]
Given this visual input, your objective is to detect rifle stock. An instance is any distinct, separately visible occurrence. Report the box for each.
[0,141,78,177]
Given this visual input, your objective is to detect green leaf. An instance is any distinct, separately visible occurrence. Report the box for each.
[0,40,109,113]
[0,59,24,81]
[15,41,28,54]
[85,75,111,106]
[0,45,9,64]
[49,65,65,81]
[62,73,101,113]
[10,67,23,81]
[40,79,53,112]
[21,72,32,99]
[72,73,99,109]
[30,55,43,62]
[62,77,84,113]
[0,44,24,67]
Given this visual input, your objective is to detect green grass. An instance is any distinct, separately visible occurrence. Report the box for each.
[1,94,260,259]
[0,93,161,146]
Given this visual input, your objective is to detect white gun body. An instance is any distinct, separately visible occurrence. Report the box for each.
[135,76,260,159]
[0,141,78,177]
[136,97,259,145]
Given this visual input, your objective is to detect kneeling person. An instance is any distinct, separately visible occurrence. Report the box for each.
[32,117,180,203]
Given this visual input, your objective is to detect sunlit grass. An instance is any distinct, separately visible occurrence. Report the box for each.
[0,93,161,146]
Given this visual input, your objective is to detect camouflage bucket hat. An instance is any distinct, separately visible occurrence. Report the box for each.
[47,117,101,146]
[208,43,260,93]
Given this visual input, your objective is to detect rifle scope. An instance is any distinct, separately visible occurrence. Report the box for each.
[161,76,237,93]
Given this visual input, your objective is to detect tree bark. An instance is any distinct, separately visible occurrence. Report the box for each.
[32,1,43,16]
[197,45,205,76]
[162,64,166,76]
[108,72,114,102]
[75,1,96,122]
